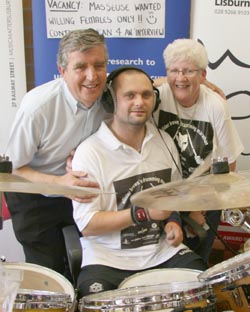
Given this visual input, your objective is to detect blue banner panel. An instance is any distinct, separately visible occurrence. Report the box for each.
[32,1,190,86]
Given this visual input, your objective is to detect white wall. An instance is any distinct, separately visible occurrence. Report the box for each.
[0,1,26,154]
[0,1,26,261]
[190,1,250,171]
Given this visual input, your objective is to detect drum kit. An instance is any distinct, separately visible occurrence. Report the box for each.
[1,156,250,311]
[2,255,250,312]
[79,252,250,311]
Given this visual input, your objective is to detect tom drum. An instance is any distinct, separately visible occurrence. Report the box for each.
[79,268,216,311]
[198,250,250,311]
[2,262,76,312]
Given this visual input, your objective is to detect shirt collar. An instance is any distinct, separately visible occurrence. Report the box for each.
[99,120,155,151]
[62,80,101,114]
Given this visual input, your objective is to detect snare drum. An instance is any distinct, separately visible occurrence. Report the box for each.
[198,250,250,312]
[2,262,76,312]
[119,268,202,288]
[79,281,216,311]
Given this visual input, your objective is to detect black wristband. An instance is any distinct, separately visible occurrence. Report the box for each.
[131,205,151,225]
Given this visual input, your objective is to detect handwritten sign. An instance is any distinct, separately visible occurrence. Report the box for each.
[45,0,165,38]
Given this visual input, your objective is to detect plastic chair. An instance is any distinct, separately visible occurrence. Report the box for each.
[62,225,82,288]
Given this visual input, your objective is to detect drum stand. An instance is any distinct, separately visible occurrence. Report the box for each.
[221,208,250,254]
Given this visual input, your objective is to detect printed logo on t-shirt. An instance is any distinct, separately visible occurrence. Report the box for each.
[113,169,171,249]
[158,110,213,178]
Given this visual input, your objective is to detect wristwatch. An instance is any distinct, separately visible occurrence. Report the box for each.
[131,205,151,225]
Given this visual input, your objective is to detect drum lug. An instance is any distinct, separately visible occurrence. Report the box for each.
[222,283,244,308]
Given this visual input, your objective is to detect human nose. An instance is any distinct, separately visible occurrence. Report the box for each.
[134,95,144,106]
[176,70,187,77]
[85,66,97,80]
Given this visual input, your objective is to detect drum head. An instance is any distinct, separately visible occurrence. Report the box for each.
[198,250,250,284]
[119,268,202,288]
[2,262,75,304]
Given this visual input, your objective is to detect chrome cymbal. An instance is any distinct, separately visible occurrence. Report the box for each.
[131,171,250,211]
[0,173,112,197]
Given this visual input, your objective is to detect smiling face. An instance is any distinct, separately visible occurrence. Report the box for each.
[112,70,155,128]
[167,60,206,107]
[58,45,107,108]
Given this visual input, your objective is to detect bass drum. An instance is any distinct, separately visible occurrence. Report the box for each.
[198,250,250,312]
[3,262,76,312]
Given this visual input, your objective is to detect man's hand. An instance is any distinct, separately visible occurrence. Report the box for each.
[13,164,99,203]
[189,211,206,226]
[203,80,226,99]
[186,211,206,236]
[64,149,100,202]
[56,171,99,203]
[153,76,168,87]
[165,221,183,247]
[66,149,75,172]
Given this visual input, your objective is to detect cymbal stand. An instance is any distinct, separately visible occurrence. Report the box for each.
[221,208,250,233]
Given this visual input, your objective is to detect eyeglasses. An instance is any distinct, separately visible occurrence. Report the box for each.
[168,69,201,78]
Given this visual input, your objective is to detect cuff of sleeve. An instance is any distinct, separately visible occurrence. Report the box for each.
[165,211,182,226]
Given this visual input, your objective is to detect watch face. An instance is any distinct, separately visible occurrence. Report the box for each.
[132,206,150,224]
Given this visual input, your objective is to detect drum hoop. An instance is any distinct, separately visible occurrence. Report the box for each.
[14,301,69,310]
[16,288,71,302]
[199,252,250,284]
[81,283,213,309]
[80,300,185,311]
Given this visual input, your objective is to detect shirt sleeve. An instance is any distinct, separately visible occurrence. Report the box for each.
[6,109,41,169]
[166,211,182,226]
[72,141,106,233]
[204,88,244,163]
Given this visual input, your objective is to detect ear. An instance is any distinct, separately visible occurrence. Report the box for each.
[200,69,207,83]
[58,65,65,77]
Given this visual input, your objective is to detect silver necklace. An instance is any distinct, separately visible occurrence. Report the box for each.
[174,99,197,129]
[174,100,203,165]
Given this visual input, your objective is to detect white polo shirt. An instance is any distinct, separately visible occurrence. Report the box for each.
[73,121,186,270]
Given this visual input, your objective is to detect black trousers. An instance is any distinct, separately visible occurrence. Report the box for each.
[4,192,75,278]
[77,248,207,298]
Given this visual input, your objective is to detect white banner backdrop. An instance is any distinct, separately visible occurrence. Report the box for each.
[190,1,250,171]
[0,0,27,154]
[0,1,26,262]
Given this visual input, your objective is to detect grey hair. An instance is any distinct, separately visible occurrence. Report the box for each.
[163,39,208,69]
[57,28,108,69]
